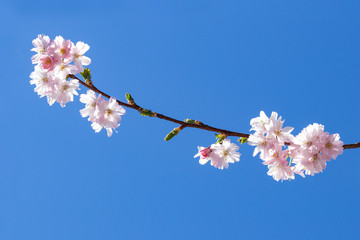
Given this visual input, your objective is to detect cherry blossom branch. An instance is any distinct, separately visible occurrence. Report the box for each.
[68,74,359,150]
[343,142,360,149]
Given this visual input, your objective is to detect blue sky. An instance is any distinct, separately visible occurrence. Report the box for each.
[1,0,360,239]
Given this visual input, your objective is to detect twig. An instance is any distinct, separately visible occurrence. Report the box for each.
[68,74,359,149]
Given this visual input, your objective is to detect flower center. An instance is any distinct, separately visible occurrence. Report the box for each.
[312,154,319,162]
[62,85,69,92]
[106,109,112,116]
[222,150,228,157]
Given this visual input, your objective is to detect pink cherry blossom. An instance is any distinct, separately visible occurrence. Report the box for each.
[267,159,294,182]
[72,41,91,72]
[194,139,240,170]
[293,151,327,176]
[322,134,343,160]
[262,145,288,165]
[30,65,55,98]
[79,90,105,122]
[50,36,74,63]
[53,63,79,78]
[31,35,92,109]
[31,34,51,64]
[82,96,126,137]
[39,53,61,71]
[293,123,327,150]
[53,79,80,107]
[194,147,212,165]
[266,112,294,144]
[250,110,269,133]
[290,123,344,176]
[211,139,240,169]
[247,132,277,159]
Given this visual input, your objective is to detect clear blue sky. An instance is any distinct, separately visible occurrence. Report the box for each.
[1,0,360,239]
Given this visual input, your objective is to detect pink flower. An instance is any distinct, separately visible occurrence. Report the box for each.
[293,152,327,176]
[30,65,55,98]
[294,123,327,150]
[266,112,294,144]
[31,34,51,64]
[322,134,344,160]
[262,145,288,165]
[248,132,277,159]
[290,123,344,177]
[250,111,269,133]
[39,53,61,71]
[194,147,212,165]
[267,159,294,182]
[90,97,126,137]
[50,36,74,63]
[248,111,294,162]
[194,139,241,170]
[80,90,105,121]
[71,41,91,72]
[53,79,80,107]
[31,35,93,109]
[211,139,240,169]
[53,63,79,78]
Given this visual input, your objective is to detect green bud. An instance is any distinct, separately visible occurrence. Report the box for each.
[215,133,226,143]
[194,120,203,125]
[138,108,156,117]
[184,119,203,125]
[164,128,180,141]
[238,137,248,144]
[80,68,92,85]
[184,119,196,124]
[126,93,135,105]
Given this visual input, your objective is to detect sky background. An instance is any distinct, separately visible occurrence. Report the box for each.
[1,0,359,239]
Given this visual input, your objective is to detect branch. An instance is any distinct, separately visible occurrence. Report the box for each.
[68,74,359,150]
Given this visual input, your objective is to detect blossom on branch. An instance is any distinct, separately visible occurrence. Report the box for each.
[31,35,127,137]
[31,34,50,64]
[249,111,344,181]
[194,139,240,170]
[71,41,91,72]
[80,91,126,137]
[52,79,80,107]
[290,123,344,176]
[30,34,350,182]
[249,111,298,181]
[30,35,92,107]
[30,65,55,98]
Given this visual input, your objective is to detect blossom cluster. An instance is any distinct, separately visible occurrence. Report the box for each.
[30,34,91,107]
[194,139,241,170]
[30,35,125,137]
[290,123,343,176]
[248,111,343,181]
[80,90,126,137]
